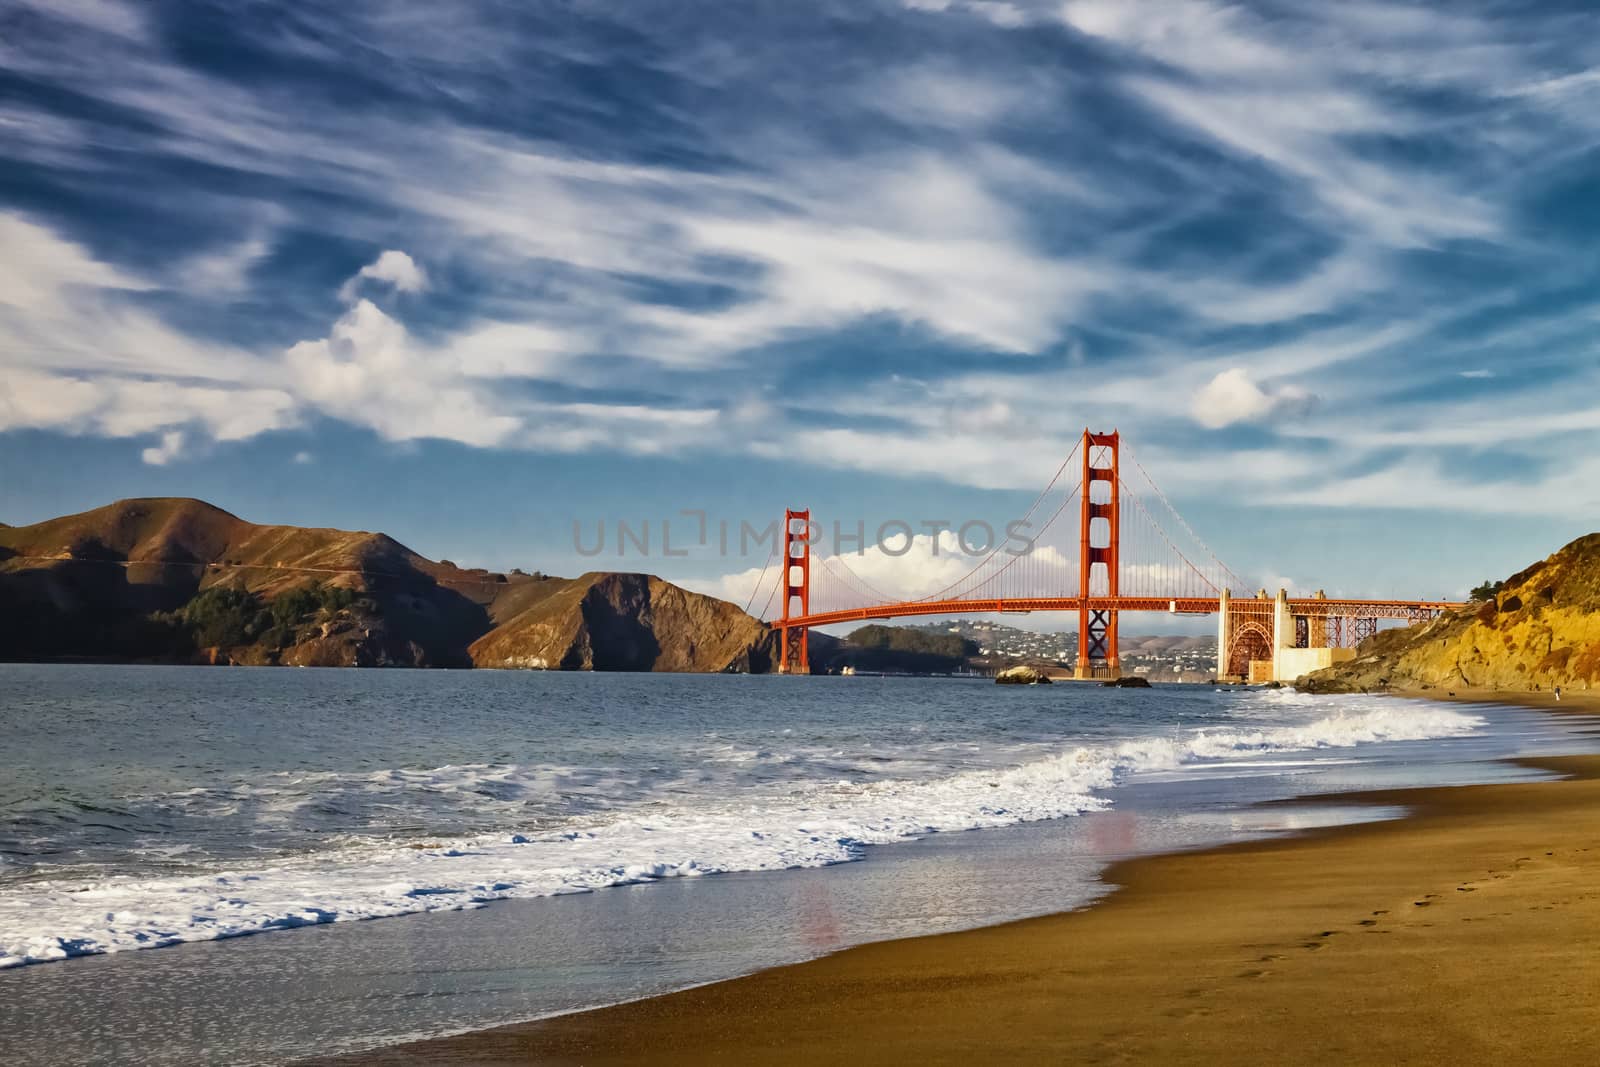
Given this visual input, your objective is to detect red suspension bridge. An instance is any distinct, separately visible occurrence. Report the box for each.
[744,430,1462,682]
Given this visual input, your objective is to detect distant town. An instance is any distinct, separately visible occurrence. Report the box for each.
[903,621,1216,683]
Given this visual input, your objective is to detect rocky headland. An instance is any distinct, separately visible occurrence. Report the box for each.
[1300,533,1600,693]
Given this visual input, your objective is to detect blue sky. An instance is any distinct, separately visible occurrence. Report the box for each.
[2,0,1598,626]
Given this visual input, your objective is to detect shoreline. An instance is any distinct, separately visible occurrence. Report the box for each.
[1398,686,1600,712]
[321,693,1600,1065]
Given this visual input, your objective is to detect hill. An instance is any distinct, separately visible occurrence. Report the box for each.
[819,624,979,674]
[469,572,776,672]
[1301,533,1600,693]
[0,499,777,672]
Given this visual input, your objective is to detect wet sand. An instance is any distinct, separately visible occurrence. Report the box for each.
[328,724,1600,1065]
[1405,686,1600,713]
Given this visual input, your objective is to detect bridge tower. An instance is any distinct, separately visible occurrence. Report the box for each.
[1075,429,1121,680]
[777,508,811,674]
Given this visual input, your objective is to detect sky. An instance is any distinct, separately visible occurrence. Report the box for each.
[2,0,1599,630]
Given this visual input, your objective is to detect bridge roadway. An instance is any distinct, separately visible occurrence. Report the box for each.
[781,597,1465,630]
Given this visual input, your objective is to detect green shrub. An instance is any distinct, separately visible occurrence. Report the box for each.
[175,582,361,649]
[179,586,263,648]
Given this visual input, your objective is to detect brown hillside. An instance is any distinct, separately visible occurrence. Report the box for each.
[470,572,777,672]
[0,499,781,672]
[1301,533,1600,693]
[0,498,513,666]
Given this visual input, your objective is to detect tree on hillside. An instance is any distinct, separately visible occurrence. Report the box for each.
[178,587,263,648]
[171,581,368,650]
[1470,579,1504,602]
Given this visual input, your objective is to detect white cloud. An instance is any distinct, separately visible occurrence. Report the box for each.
[1191,368,1313,430]
[451,321,580,380]
[1459,368,1495,379]
[0,214,267,385]
[11,0,147,40]
[1171,249,1379,326]
[1274,455,1600,518]
[901,1,1029,28]
[875,65,1031,128]
[339,250,428,302]
[140,430,184,466]
[178,235,271,293]
[645,185,1096,359]
[292,450,314,465]
[285,299,519,448]
[1062,0,1508,248]
[0,213,732,458]
[1062,0,1298,76]
[403,142,1110,364]
[0,215,145,314]
[0,369,298,441]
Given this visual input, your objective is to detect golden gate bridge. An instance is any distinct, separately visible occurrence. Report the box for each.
[743,430,1462,682]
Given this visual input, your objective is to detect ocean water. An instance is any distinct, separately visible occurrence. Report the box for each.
[1,664,1596,1065]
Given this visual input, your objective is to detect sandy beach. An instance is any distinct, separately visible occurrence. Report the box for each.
[326,700,1600,1066]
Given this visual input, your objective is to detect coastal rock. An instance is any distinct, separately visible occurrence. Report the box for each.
[1299,532,1600,693]
[995,665,1052,685]
[1102,676,1152,688]
[279,619,428,668]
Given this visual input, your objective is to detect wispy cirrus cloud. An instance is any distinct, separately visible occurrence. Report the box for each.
[2,0,1599,527]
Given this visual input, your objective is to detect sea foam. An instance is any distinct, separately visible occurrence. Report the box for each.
[0,695,1482,968]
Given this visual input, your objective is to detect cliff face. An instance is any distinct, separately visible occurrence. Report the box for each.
[1301,533,1600,693]
[0,499,777,672]
[469,572,777,673]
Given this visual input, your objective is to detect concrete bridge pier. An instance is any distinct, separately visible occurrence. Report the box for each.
[1217,588,1359,684]
[1270,589,1358,683]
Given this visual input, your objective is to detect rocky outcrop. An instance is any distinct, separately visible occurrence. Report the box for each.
[1103,676,1152,688]
[277,621,428,668]
[469,572,776,672]
[995,665,1052,684]
[1300,533,1600,693]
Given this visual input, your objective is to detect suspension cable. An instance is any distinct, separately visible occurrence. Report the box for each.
[741,549,778,615]
[818,551,899,605]
[952,480,1082,599]
[913,435,1083,603]
[1119,478,1220,595]
[1121,442,1248,591]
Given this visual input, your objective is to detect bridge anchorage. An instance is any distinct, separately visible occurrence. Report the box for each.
[765,430,1462,681]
